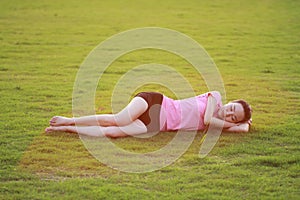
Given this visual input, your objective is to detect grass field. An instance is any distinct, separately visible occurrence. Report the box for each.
[0,0,299,199]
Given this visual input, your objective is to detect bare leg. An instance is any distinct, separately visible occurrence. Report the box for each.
[49,97,148,127]
[45,120,147,138]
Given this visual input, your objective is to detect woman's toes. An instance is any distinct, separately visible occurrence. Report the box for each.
[49,116,58,125]
[49,116,71,126]
[45,127,54,133]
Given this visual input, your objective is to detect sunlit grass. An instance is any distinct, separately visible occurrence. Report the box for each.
[0,0,299,199]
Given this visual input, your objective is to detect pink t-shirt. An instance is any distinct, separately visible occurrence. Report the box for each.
[159,91,223,131]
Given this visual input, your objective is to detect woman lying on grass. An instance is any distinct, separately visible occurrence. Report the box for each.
[45,91,252,137]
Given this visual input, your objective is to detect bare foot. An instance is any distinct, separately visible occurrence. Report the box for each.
[45,126,75,133]
[45,126,65,133]
[49,116,74,126]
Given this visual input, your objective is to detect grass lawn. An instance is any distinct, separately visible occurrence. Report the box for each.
[0,0,299,199]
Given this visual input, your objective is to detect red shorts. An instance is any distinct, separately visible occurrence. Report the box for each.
[135,92,163,133]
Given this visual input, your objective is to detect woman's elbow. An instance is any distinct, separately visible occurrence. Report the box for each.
[226,124,250,133]
[239,124,250,133]
[241,127,249,133]
[204,119,210,126]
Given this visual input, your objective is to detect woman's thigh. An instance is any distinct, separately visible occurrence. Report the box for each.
[105,119,147,138]
[114,97,148,126]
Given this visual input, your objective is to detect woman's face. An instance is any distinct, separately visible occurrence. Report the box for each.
[218,102,245,123]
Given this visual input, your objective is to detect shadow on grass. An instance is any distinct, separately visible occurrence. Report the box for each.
[18,131,204,180]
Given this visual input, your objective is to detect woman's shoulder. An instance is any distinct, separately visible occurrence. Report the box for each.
[205,91,222,104]
[198,91,221,99]
[208,91,221,96]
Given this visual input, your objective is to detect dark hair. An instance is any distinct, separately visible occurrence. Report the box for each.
[232,99,252,123]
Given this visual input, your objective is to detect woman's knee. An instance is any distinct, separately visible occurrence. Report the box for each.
[114,113,133,126]
[97,115,117,126]
[114,97,148,126]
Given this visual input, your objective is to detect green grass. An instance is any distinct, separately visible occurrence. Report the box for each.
[1,0,299,199]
